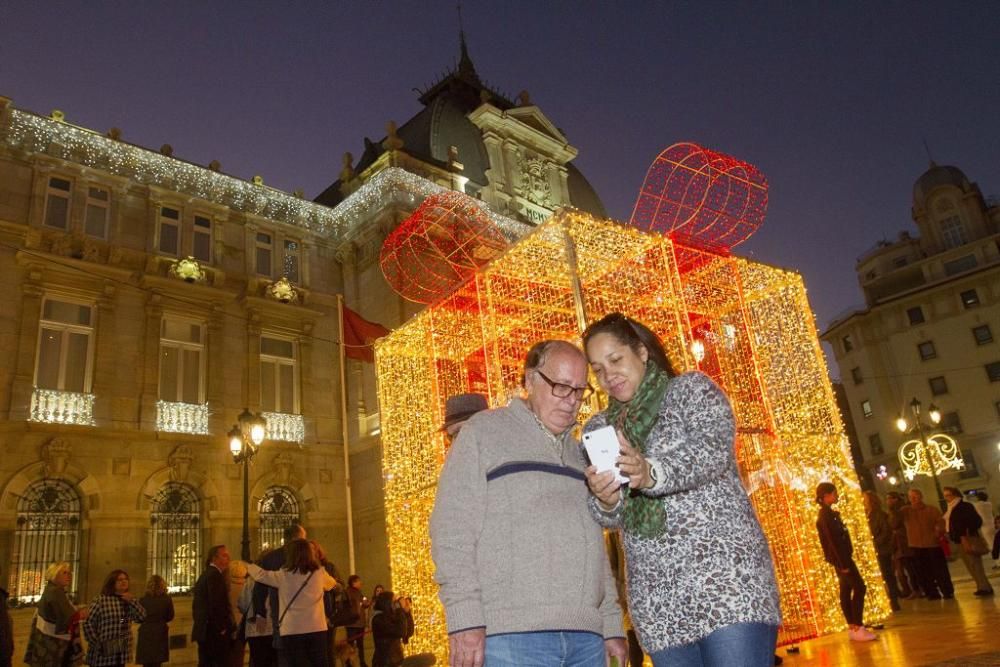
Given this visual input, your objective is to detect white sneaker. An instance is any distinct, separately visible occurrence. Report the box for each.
[848,627,877,642]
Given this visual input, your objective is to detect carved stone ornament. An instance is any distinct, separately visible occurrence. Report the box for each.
[41,437,71,477]
[168,444,194,482]
[273,451,294,485]
[516,153,553,207]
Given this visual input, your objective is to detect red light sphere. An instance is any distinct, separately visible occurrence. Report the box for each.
[380,191,510,304]
[629,142,768,250]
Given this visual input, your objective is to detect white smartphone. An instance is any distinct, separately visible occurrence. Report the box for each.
[582,425,629,485]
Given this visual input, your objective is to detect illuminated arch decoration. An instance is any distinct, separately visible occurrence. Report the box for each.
[898,433,965,481]
[629,142,768,250]
[380,191,510,304]
[374,210,889,663]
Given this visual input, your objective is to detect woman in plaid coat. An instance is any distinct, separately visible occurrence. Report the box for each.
[82,571,146,667]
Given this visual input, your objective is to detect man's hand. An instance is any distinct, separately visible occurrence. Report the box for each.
[585,466,623,509]
[449,627,485,667]
[119,592,135,602]
[605,637,628,667]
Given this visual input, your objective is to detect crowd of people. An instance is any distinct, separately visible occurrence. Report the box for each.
[2,526,430,667]
[3,312,998,667]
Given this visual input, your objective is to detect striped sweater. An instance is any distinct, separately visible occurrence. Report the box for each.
[430,397,624,640]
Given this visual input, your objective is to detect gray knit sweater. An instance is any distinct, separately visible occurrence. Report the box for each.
[430,398,624,640]
[587,371,781,652]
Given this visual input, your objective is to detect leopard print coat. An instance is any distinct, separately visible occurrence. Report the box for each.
[586,371,781,652]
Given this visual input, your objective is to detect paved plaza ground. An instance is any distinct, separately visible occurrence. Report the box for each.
[777,562,1000,667]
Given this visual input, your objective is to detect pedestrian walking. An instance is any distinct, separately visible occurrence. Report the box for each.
[863,490,901,611]
[943,487,994,596]
[900,489,954,600]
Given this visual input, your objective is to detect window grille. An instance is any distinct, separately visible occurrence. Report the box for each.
[149,483,201,594]
[258,487,300,555]
[9,480,81,605]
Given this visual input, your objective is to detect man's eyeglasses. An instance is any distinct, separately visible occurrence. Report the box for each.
[535,370,594,401]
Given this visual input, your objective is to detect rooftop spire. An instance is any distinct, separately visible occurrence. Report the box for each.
[456,2,479,81]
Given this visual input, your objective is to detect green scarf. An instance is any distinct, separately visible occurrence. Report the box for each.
[604,361,670,538]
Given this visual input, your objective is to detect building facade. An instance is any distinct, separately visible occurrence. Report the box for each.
[0,37,608,657]
[822,163,1000,503]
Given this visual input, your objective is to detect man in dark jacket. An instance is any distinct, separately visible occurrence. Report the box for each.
[0,565,13,667]
[943,487,994,596]
[192,544,234,666]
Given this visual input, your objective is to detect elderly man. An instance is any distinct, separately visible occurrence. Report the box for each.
[900,489,954,600]
[430,340,627,667]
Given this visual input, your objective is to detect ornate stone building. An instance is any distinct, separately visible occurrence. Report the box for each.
[0,38,607,659]
[822,163,1000,503]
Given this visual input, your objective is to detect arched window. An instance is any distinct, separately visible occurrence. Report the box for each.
[258,486,299,555]
[10,479,81,604]
[149,483,201,593]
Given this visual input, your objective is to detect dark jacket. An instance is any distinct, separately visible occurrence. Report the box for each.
[887,506,914,558]
[136,594,174,664]
[817,505,853,570]
[251,546,286,620]
[346,587,366,629]
[192,566,233,647]
[0,586,12,662]
[866,507,893,557]
[370,604,413,667]
[947,499,983,543]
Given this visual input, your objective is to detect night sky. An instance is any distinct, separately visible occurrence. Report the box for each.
[3,2,998,376]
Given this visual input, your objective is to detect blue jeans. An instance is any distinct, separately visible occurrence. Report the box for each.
[485,631,605,667]
[649,623,778,667]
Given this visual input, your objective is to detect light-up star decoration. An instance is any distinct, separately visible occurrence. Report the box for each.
[898,433,965,481]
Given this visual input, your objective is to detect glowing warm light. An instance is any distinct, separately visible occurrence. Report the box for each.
[375,210,889,663]
[928,406,941,424]
[898,433,965,481]
[250,423,266,446]
[888,476,899,486]
[875,464,888,480]
[380,191,510,304]
[895,416,908,432]
[690,339,706,362]
[228,427,243,456]
[630,142,768,250]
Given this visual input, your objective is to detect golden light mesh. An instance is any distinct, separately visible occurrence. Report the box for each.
[375,210,889,662]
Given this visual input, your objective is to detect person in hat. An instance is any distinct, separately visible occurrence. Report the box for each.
[442,393,489,441]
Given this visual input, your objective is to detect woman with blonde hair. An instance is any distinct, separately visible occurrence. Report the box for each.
[136,575,174,667]
[24,562,85,666]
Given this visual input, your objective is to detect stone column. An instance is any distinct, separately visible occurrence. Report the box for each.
[90,282,118,426]
[8,281,45,421]
[138,293,163,430]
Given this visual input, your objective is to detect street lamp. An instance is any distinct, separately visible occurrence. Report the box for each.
[895,397,947,511]
[229,408,267,561]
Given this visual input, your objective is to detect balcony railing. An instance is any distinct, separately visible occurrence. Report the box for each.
[262,412,305,444]
[156,401,210,435]
[29,388,95,426]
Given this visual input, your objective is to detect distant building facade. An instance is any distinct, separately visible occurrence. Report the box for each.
[0,35,607,640]
[822,163,1000,502]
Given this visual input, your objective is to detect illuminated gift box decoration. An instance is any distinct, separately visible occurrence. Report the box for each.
[374,208,889,663]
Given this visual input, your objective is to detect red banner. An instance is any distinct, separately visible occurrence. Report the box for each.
[342,304,389,363]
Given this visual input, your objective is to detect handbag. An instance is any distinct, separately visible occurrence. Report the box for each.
[961,532,990,556]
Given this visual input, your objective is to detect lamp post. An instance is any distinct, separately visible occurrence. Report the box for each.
[229,408,267,561]
[895,397,947,511]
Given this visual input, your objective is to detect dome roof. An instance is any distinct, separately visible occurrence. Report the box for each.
[913,163,970,206]
[316,50,607,218]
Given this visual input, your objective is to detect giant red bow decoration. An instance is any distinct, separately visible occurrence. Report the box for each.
[629,142,768,250]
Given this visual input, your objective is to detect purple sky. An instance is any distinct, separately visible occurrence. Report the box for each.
[3,2,998,376]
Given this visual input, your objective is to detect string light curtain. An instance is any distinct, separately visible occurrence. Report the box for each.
[375,210,888,663]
